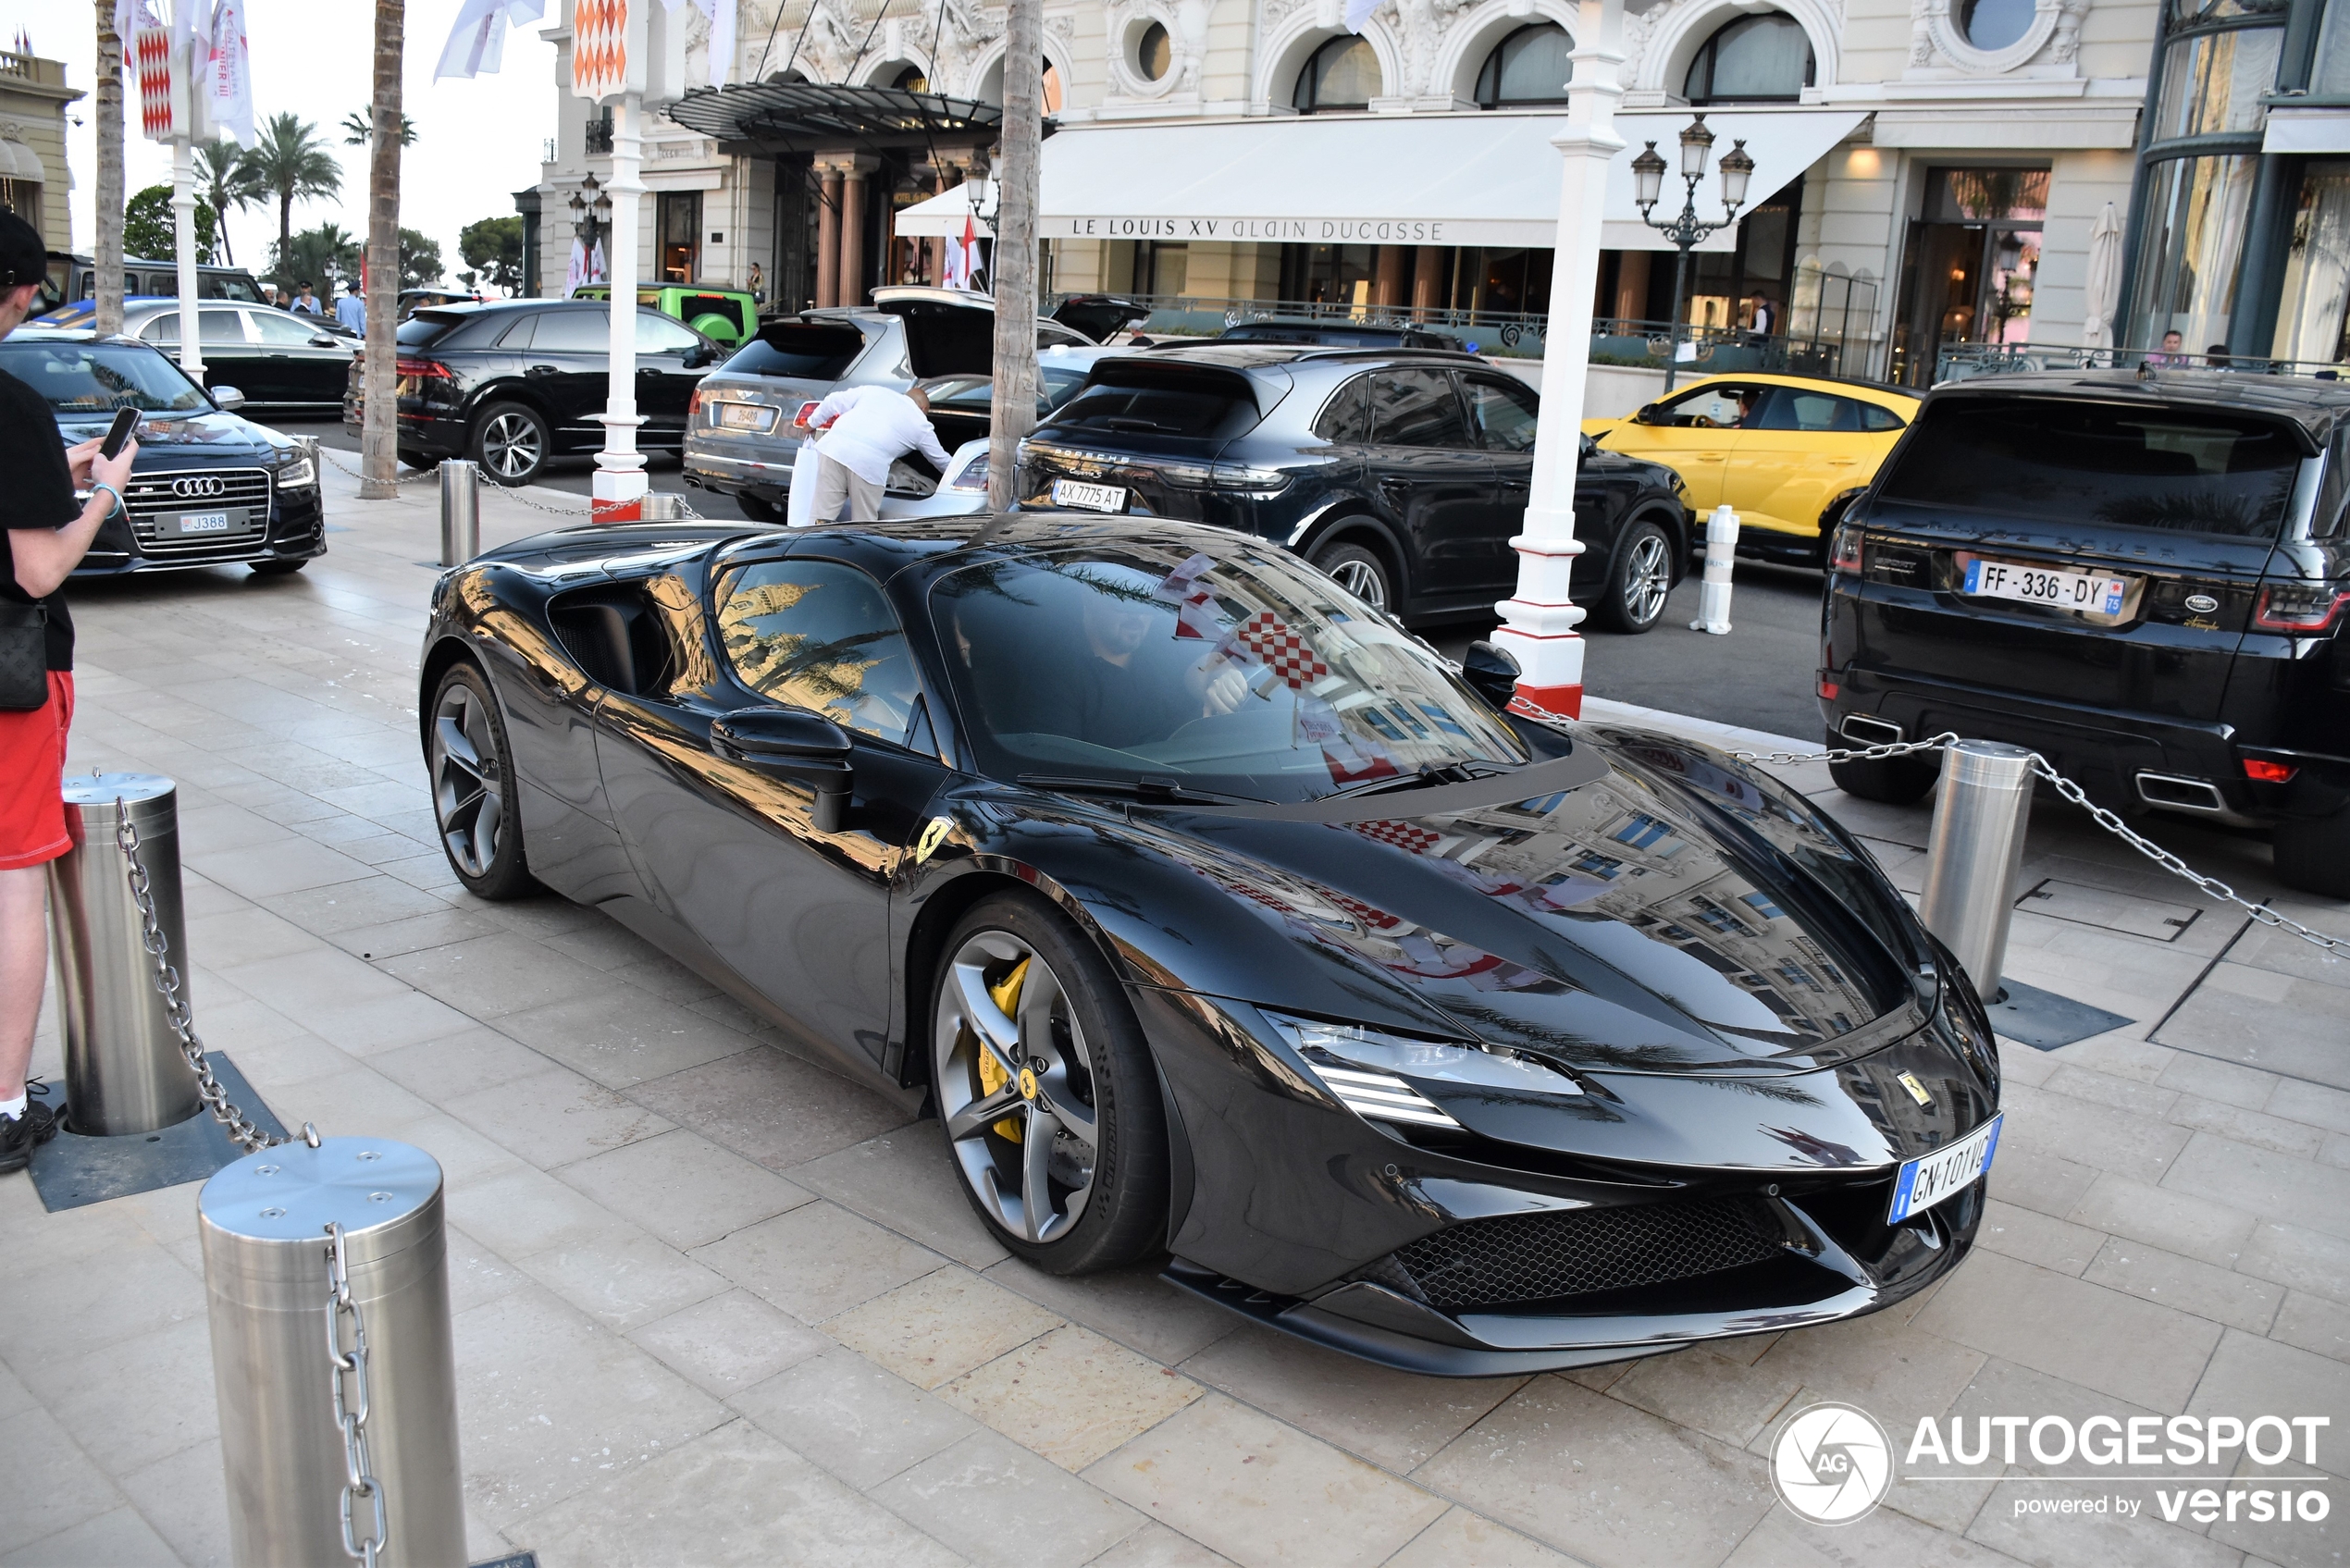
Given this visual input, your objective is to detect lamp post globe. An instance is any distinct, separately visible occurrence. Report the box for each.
[1631,142,1667,212]
[1718,139,1755,211]
[1678,113,1714,179]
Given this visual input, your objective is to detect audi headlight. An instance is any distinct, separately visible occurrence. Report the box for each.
[277,453,317,488]
[1265,1011,1581,1130]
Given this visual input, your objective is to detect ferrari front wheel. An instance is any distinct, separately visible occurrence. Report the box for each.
[427,661,538,900]
[931,894,1167,1274]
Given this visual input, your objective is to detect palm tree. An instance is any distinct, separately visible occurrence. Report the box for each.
[340,107,417,147]
[93,1,125,335]
[360,2,404,501]
[240,112,342,282]
[195,139,261,266]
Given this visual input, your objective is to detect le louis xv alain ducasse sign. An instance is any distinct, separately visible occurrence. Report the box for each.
[1041,216,1455,242]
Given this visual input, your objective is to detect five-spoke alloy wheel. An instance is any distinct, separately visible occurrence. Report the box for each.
[471,402,550,487]
[427,662,536,898]
[932,895,1166,1271]
[1593,520,1675,634]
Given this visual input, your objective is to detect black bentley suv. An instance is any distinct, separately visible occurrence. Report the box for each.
[5,328,325,578]
[1015,345,1691,632]
[1821,369,2350,897]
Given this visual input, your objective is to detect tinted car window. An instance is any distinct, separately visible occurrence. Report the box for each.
[1651,384,1762,427]
[1751,388,1859,432]
[251,310,326,345]
[1313,375,1368,442]
[493,313,540,349]
[142,309,248,346]
[1464,376,1540,452]
[1861,401,1906,432]
[715,560,925,746]
[1878,400,2306,539]
[1368,369,1472,449]
[528,310,612,352]
[397,311,469,349]
[637,313,702,352]
[724,322,866,379]
[1047,374,1259,439]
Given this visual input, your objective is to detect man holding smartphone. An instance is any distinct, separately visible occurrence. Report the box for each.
[0,209,139,1173]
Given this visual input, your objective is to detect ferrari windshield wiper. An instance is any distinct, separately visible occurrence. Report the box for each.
[1322,761,1505,801]
[1016,773,1268,806]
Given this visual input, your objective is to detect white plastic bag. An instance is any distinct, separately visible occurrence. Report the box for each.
[785,440,824,528]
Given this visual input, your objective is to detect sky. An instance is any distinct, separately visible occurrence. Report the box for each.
[0,0,560,286]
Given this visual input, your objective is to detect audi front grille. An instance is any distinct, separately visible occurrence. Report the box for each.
[122,467,273,561]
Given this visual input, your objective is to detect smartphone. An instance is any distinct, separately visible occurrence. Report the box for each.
[99,407,140,460]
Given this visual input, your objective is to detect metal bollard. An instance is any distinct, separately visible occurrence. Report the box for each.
[638,491,688,521]
[45,774,202,1135]
[1918,740,2036,1003]
[438,460,479,568]
[201,1137,464,1568]
[1690,504,1738,635]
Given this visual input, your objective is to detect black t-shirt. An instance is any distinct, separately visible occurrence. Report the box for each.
[0,368,82,671]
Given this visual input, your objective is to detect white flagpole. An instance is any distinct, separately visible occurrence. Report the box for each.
[169,3,204,381]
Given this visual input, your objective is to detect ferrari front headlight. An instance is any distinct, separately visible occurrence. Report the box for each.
[1265,1012,1581,1130]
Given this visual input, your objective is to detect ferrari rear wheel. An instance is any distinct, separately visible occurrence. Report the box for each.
[428,662,538,899]
[932,894,1167,1274]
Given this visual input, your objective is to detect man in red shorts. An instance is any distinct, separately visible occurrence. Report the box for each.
[0,209,138,1172]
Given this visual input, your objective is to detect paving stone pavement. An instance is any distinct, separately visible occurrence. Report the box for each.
[6,461,2348,1568]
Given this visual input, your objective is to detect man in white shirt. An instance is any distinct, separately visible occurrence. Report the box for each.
[804,385,954,522]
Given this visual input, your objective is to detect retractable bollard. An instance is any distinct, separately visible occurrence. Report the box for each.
[45,774,202,1135]
[438,460,479,568]
[1918,740,2036,1004]
[1690,504,1738,634]
[201,1137,464,1568]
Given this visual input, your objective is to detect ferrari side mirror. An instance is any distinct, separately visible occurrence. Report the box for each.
[1633,402,1660,425]
[1461,640,1520,712]
[711,709,855,833]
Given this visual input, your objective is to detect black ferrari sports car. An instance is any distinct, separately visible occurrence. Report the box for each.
[419,514,2002,1375]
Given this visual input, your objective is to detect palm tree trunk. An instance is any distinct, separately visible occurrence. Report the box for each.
[279,191,293,281]
[360,0,403,499]
[93,1,124,335]
[986,0,1043,509]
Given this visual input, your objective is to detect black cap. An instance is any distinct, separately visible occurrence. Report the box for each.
[0,207,43,291]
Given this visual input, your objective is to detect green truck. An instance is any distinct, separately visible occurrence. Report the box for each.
[569,281,760,346]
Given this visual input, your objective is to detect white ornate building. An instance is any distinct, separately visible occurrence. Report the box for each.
[528,0,2168,383]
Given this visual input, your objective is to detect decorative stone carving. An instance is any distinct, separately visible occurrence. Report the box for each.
[1910,0,2086,76]
[2048,0,2089,63]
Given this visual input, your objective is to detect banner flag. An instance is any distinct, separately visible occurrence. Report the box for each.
[435,0,547,81]
[205,0,253,145]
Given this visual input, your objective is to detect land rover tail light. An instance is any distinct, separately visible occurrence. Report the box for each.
[2252,583,2350,634]
[1830,523,1865,575]
[2242,758,2299,784]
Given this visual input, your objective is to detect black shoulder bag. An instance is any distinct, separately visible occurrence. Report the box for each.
[0,601,48,710]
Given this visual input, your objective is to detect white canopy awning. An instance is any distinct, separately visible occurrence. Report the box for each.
[0,138,45,183]
[2265,107,2350,154]
[895,109,1865,253]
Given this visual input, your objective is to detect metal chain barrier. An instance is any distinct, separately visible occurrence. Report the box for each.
[315,441,709,521]
[1710,730,2348,959]
[313,445,437,487]
[116,809,282,1154]
[325,1222,388,1567]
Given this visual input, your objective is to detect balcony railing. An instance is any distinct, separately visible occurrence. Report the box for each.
[1934,342,2350,385]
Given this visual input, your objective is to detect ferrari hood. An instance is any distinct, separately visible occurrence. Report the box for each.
[1110,728,1934,1078]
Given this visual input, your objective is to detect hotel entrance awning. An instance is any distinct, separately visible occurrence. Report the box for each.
[895,109,1866,251]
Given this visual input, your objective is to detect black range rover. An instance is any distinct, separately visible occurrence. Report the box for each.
[1820,369,2350,897]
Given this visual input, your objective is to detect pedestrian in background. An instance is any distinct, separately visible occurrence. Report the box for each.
[291,280,321,315]
[336,278,365,333]
[803,384,952,523]
[0,210,138,1173]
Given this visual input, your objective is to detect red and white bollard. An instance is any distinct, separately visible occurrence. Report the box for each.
[1690,504,1738,635]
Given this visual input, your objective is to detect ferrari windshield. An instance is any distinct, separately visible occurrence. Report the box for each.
[932,540,1528,801]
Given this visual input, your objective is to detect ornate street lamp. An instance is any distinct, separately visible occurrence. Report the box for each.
[1632,114,1755,392]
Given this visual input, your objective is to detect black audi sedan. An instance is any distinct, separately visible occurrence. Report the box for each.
[1016,346,1691,633]
[343,299,724,486]
[3,327,325,577]
[417,512,2000,1375]
[36,299,354,415]
[1821,370,2350,898]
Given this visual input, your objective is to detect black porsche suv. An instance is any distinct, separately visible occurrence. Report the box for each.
[1016,344,1690,632]
[1821,369,2350,897]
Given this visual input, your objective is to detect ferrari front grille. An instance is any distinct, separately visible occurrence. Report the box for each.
[1383,1198,1783,1310]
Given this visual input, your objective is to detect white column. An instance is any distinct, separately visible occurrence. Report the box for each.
[1492,0,1625,719]
[593,93,649,521]
[169,137,204,381]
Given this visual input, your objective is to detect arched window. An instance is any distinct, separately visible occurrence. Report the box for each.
[1476,23,1573,107]
[1683,13,1814,104]
[1293,36,1380,113]
[977,56,1066,113]
[886,62,928,93]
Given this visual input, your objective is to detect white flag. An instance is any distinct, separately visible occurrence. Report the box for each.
[589,239,607,285]
[660,0,736,87]
[566,236,587,293]
[205,0,253,145]
[1343,0,1379,33]
[435,0,547,81]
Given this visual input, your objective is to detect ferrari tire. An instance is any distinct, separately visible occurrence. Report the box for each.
[1826,729,1939,806]
[1589,518,1674,634]
[1312,538,1394,614]
[427,661,538,900]
[932,893,1167,1274]
[471,402,551,487]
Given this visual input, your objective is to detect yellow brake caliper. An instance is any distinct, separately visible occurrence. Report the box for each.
[976,957,1030,1142]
